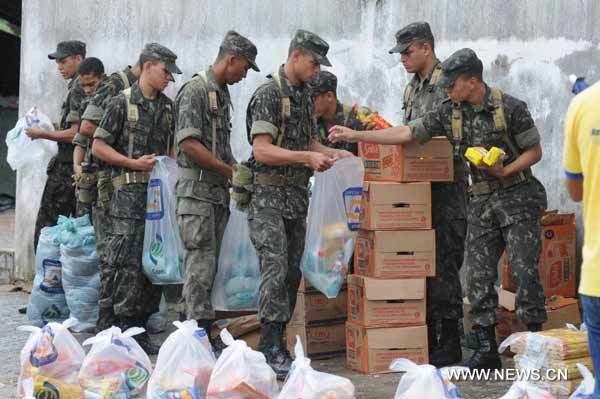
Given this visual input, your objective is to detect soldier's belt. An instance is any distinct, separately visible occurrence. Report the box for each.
[179,167,229,186]
[112,172,150,188]
[470,171,530,196]
[254,172,307,187]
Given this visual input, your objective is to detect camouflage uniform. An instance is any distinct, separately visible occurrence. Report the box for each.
[93,44,180,326]
[409,48,548,329]
[175,30,259,321]
[34,40,87,250]
[73,96,95,218]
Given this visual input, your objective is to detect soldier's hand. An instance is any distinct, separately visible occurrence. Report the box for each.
[307,152,334,172]
[25,126,47,140]
[328,125,358,143]
[332,149,354,161]
[478,159,506,178]
[134,154,157,171]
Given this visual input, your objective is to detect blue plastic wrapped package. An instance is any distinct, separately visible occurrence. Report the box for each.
[27,226,70,326]
[300,157,364,298]
[211,201,260,311]
[142,157,184,284]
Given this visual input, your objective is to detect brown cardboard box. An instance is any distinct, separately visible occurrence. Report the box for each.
[502,212,577,298]
[359,181,432,230]
[286,321,346,358]
[355,229,435,278]
[348,274,426,327]
[346,322,428,374]
[290,289,348,326]
[358,137,453,182]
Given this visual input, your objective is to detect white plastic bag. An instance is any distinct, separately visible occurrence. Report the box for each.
[147,320,216,398]
[79,326,153,398]
[5,107,57,170]
[499,382,554,399]
[207,328,279,399]
[17,318,86,398]
[389,359,465,399]
[143,156,184,284]
[569,364,595,399]
[211,200,260,311]
[278,336,355,399]
[301,157,364,298]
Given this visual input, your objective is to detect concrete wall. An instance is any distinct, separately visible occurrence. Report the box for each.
[17,0,596,278]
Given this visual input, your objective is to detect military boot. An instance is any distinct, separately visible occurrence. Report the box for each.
[258,322,293,379]
[430,318,462,367]
[95,306,117,333]
[528,322,542,332]
[462,325,502,370]
[121,317,160,355]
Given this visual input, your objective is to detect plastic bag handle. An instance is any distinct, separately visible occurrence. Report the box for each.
[293,336,311,368]
[220,328,236,346]
[173,320,200,336]
[389,358,418,372]
[83,326,144,346]
[577,363,595,393]
[17,325,41,334]
[62,317,79,329]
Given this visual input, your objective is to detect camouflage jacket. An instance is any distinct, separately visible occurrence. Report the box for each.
[56,74,85,163]
[409,84,541,186]
[82,67,138,124]
[246,65,316,219]
[316,101,362,155]
[94,82,175,220]
[174,68,235,207]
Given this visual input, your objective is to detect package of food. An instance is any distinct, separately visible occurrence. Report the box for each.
[514,354,593,380]
[499,328,590,361]
[464,147,488,166]
[483,146,506,166]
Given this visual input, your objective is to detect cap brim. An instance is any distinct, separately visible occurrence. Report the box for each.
[388,42,410,54]
[312,52,332,67]
[248,59,260,72]
[437,72,457,88]
[48,51,69,60]
[165,62,182,75]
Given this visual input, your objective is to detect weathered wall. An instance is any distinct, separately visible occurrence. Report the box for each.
[17,0,596,278]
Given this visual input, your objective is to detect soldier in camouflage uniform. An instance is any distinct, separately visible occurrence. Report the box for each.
[27,40,86,251]
[312,71,363,155]
[391,22,467,367]
[80,62,141,331]
[174,31,259,335]
[92,43,181,353]
[246,29,352,377]
[329,48,548,370]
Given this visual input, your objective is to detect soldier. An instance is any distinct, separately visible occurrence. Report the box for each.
[246,29,352,377]
[390,21,467,367]
[27,40,86,251]
[174,31,259,336]
[92,43,181,353]
[312,70,362,155]
[79,61,141,332]
[329,48,548,370]
[72,57,106,217]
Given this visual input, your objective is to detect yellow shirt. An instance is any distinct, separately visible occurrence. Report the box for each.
[563,81,600,297]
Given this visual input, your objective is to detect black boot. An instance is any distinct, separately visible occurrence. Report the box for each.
[462,325,502,370]
[528,322,542,332]
[95,306,118,333]
[121,317,160,355]
[428,320,439,354]
[430,318,462,367]
[258,322,292,379]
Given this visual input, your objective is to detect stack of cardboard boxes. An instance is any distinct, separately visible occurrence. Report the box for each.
[345,138,454,374]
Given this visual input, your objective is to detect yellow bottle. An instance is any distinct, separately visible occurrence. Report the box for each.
[464,147,488,166]
[483,147,506,166]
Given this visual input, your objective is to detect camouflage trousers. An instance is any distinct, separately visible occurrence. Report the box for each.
[34,159,76,251]
[93,202,114,318]
[177,197,229,320]
[465,179,548,327]
[248,211,306,323]
[105,215,162,321]
[428,180,467,321]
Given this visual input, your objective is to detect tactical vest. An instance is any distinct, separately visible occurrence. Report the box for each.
[117,70,131,90]
[403,64,442,122]
[452,87,533,195]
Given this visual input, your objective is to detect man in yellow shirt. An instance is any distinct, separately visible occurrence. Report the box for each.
[563,80,600,399]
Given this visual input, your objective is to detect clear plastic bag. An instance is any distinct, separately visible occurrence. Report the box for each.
[300,157,364,298]
[278,336,355,399]
[142,156,184,284]
[147,320,216,398]
[499,382,554,399]
[17,318,86,398]
[569,364,595,399]
[5,107,57,171]
[207,328,279,399]
[146,294,169,334]
[211,200,260,311]
[389,359,465,399]
[79,326,153,398]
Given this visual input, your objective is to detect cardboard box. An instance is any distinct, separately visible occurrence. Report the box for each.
[359,181,432,230]
[348,274,426,327]
[355,229,435,278]
[502,213,577,298]
[358,137,453,182]
[290,289,348,326]
[346,322,428,374]
[286,321,346,358]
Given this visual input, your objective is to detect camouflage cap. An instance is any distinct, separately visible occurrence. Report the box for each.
[389,21,434,54]
[140,42,182,75]
[312,70,337,95]
[290,29,332,67]
[221,30,260,72]
[48,40,86,60]
[438,48,483,88]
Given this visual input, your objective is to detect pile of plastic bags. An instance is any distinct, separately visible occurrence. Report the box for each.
[143,156,184,285]
[301,157,364,298]
[211,200,260,311]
